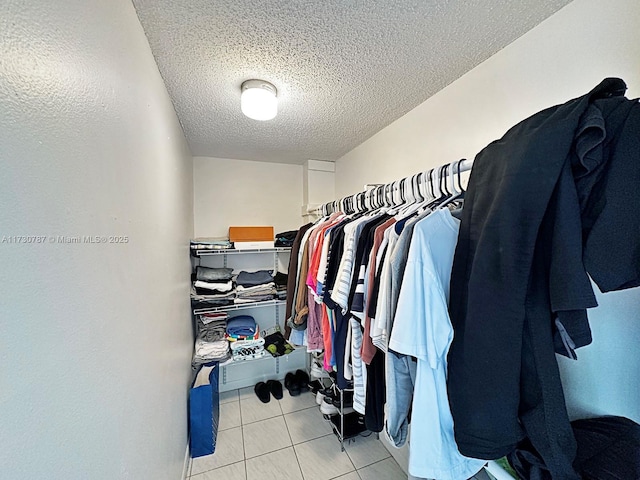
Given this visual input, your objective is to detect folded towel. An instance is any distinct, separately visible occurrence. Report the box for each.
[198,321,227,342]
[191,286,236,299]
[193,338,231,365]
[226,315,257,337]
[235,282,275,293]
[199,312,228,325]
[236,270,274,288]
[194,280,233,292]
[195,338,230,357]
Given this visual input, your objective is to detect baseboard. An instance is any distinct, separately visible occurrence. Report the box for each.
[379,430,411,476]
[181,441,190,480]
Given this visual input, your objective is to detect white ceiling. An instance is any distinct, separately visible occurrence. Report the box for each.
[132,0,572,165]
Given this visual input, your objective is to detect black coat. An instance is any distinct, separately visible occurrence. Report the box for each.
[447,78,639,479]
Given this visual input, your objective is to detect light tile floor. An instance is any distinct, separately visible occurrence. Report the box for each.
[188,387,492,480]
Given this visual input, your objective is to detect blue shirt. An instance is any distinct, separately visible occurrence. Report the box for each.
[388,208,484,480]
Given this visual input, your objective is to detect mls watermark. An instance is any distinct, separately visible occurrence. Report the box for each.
[1,235,129,244]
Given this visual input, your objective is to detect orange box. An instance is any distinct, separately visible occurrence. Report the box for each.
[229,226,274,242]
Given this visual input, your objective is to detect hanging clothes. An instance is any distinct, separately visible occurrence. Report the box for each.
[284,222,312,338]
[389,208,485,480]
[448,77,640,480]
[285,79,639,477]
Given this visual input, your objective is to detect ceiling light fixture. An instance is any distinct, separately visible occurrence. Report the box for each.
[240,79,278,121]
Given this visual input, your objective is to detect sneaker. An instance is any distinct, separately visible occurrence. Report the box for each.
[310,358,330,379]
[321,401,355,416]
[320,400,340,415]
[316,385,334,405]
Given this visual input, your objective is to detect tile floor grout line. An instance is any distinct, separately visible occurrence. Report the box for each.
[292,431,334,446]
[357,455,398,474]
[241,413,281,426]
[291,424,336,446]
[244,442,294,461]
[193,459,246,480]
[239,407,248,478]
[281,409,306,480]
[342,438,358,475]
[281,403,320,415]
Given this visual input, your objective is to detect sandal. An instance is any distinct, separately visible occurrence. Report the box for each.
[294,369,311,392]
[284,372,301,396]
[267,379,283,400]
[254,381,271,403]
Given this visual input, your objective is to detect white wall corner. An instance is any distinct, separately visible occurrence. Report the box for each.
[302,160,335,217]
[181,443,190,480]
[305,159,336,172]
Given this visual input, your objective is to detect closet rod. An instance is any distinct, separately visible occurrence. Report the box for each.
[312,158,474,216]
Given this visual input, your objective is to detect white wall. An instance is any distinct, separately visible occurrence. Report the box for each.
[335,0,640,468]
[194,156,303,238]
[0,1,194,479]
[336,0,640,196]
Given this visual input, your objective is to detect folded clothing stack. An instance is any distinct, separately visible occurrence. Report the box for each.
[192,312,230,366]
[191,288,235,308]
[226,314,258,337]
[191,267,236,306]
[225,315,266,361]
[235,283,277,303]
[234,270,276,304]
[194,266,234,294]
[236,270,274,287]
[274,272,288,300]
[190,237,233,254]
[274,230,297,248]
[194,279,233,295]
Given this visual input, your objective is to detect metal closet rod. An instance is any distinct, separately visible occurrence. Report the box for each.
[315,158,474,215]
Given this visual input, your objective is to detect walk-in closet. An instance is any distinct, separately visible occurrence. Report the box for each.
[2,1,639,479]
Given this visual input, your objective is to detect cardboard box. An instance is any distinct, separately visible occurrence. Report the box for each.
[229,226,274,242]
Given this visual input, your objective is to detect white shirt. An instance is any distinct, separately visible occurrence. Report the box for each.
[371,225,400,351]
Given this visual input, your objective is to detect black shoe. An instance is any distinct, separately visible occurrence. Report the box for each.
[332,390,353,408]
[254,382,271,403]
[308,379,323,394]
[267,379,283,400]
[284,372,301,396]
[294,369,310,392]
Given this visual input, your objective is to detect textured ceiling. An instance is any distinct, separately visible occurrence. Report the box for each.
[133,0,572,164]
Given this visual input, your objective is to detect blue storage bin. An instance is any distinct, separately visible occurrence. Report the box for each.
[189,364,219,458]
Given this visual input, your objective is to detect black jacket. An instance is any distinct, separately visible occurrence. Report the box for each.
[447,78,639,479]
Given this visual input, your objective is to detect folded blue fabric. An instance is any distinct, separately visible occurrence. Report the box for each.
[226,315,257,337]
[236,270,274,288]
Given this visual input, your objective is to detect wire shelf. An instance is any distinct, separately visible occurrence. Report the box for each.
[192,299,285,315]
[192,247,292,257]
